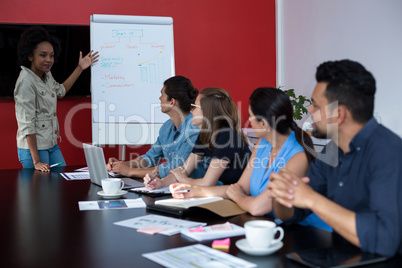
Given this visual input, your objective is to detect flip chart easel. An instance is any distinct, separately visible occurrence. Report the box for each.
[90,14,174,148]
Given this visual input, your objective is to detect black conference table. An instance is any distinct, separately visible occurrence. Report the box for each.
[1,166,400,267]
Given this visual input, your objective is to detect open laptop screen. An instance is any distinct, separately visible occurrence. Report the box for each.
[82,143,144,189]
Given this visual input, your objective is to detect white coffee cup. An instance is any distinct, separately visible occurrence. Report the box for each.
[244,220,284,249]
[101,178,124,195]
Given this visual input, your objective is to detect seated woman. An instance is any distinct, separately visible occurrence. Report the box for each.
[107,76,206,179]
[170,87,331,231]
[145,87,251,188]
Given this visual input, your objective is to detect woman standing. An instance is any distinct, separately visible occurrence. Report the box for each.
[15,26,98,171]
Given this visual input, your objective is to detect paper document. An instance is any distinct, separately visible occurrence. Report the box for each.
[131,186,171,194]
[137,226,167,235]
[75,166,119,177]
[61,172,90,180]
[181,222,245,241]
[114,214,206,236]
[78,198,145,210]
[74,167,89,172]
[143,244,256,268]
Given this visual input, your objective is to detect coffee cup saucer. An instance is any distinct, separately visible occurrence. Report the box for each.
[236,239,283,256]
[97,190,127,199]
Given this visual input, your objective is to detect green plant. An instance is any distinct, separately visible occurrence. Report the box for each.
[282,88,312,120]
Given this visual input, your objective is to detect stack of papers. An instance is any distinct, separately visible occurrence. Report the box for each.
[143,244,256,268]
[61,172,90,180]
[181,222,245,241]
[114,214,206,236]
[78,199,146,210]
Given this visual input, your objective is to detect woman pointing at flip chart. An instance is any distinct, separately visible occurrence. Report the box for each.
[14,26,99,171]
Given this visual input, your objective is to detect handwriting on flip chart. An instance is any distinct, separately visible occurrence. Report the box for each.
[100,56,124,69]
[96,28,167,90]
[91,19,173,126]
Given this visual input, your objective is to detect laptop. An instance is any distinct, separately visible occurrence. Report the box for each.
[82,143,144,189]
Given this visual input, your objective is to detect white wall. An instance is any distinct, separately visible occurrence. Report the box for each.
[277,0,402,136]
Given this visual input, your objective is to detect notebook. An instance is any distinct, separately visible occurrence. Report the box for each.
[130,186,171,197]
[148,198,246,218]
[82,143,144,189]
[147,197,223,217]
[155,197,223,208]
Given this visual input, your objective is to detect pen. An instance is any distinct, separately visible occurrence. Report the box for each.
[172,190,190,193]
[50,162,63,168]
[147,172,159,185]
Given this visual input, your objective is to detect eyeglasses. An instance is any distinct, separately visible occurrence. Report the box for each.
[190,103,201,111]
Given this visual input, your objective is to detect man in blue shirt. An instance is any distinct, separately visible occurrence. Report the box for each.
[268,59,402,257]
[107,76,206,179]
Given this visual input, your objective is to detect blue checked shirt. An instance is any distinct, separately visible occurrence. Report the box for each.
[140,113,206,178]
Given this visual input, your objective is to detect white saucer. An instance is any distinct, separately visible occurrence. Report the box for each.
[236,239,283,256]
[97,190,127,199]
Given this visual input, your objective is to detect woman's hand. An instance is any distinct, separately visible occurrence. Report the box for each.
[78,50,99,70]
[143,173,163,189]
[62,50,99,93]
[110,161,130,176]
[169,166,189,182]
[106,157,119,171]
[170,183,195,199]
[226,183,246,201]
[34,162,50,172]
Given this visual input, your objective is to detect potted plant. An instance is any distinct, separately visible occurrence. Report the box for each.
[281,88,312,120]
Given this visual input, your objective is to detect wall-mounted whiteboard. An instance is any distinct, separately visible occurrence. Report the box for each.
[276,0,402,137]
[90,14,174,145]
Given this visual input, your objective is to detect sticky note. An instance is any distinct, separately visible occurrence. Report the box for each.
[189,226,204,232]
[212,238,230,250]
[137,226,166,235]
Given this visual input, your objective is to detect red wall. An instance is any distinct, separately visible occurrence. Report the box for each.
[0,0,276,170]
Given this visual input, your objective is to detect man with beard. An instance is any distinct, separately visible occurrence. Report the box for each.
[268,59,402,257]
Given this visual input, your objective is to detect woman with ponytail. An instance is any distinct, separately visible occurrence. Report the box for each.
[145,87,251,188]
[168,87,331,231]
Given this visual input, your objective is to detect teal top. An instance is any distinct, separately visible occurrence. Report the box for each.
[249,131,332,232]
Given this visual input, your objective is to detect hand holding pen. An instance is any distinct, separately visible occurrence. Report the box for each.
[147,172,159,185]
[144,172,161,189]
[169,183,193,199]
[107,157,118,171]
